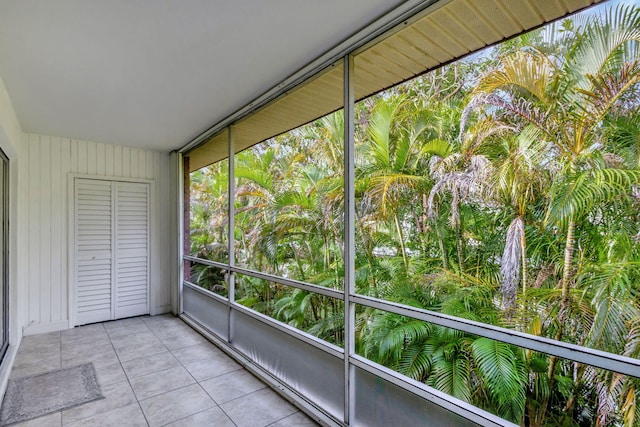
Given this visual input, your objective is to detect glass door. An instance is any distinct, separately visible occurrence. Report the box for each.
[0,149,8,361]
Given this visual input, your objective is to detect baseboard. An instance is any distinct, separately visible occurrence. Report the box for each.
[151,305,172,315]
[22,320,70,336]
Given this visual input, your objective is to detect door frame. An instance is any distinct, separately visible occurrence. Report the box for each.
[0,149,8,361]
[68,174,154,327]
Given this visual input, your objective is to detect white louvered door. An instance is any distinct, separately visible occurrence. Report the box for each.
[74,179,150,325]
[114,182,149,318]
[75,180,113,325]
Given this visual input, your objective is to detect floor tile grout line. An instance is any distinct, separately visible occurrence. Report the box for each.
[216,402,241,427]
[115,318,193,427]
[128,366,197,402]
[138,382,215,416]
[145,317,205,390]
[135,399,152,427]
[11,316,316,427]
[157,317,300,426]
[264,410,303,427]
[166,340,247,424]
[106,318,153,426]
[99,319,153,426]
[219,385,274,405]
[156,393,236,427]
[137,317,239,426]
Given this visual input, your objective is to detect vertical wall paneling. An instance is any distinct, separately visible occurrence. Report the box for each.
[113,146,123,177]
[27,134,40,326]
[70,140,78,175]
[86,141,97,175]
[18,135,30,327]
[130,149,139,178]
[122,147,131,177]
[60,138,70,317]
[39,136,51,324]
[22,134,171,335]
[153,152,170,312]
[76,140,88,175]
[138,150,146,179]
[152,154,160,311]
[50,137,61,322]
[146,152,154,180]
[105,144,114,177]
[160,151,167,309]
[96,143,106,176]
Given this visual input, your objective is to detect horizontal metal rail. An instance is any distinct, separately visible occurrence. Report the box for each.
[185,275,344,359]
[184,255,344,300]
[352,294,640,378]
[183,280,228,303]
[185,255,640,378]
[184,255,228,270]
[349,354,516,427]
[230,301,345,359]
[184,271,640,426]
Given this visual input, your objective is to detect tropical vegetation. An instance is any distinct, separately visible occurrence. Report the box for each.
[189,3,640,426]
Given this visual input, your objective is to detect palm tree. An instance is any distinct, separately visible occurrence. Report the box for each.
[483,125,548,318]
[468,5,640,425]
[357,95,426,266]
[427,118,499,271]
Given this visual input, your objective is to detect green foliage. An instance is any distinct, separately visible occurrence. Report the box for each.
[189,4,640,426]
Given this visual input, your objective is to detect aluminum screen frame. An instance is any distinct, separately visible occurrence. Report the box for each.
[183,282,228,340]
[232,308,345,420]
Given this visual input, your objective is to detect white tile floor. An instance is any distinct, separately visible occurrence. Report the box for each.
[6,315,319,427]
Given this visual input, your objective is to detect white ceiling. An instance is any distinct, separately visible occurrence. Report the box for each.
[0,0,404,151]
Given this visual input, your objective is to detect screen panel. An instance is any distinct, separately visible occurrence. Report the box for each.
[232,308,345,420]
[353,366,478,427]
[183,283,229,340]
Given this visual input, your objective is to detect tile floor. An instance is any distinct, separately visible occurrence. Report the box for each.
[6,315,318,427]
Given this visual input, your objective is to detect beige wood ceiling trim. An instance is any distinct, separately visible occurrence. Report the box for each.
[186,0,603,172]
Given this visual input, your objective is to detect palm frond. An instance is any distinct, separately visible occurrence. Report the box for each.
[500,217,524,314]
[398,341,432,381]
[420,138,452,158]
[428,357,471,402]
[476,50,557,103]
[471,338,526,422]
[368,96,406,168]
[569,3,640,90]
[546,168,640,226]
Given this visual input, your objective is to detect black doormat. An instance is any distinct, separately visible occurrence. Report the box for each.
[0,363,104,426]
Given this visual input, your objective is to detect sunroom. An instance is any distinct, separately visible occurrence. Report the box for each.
[0,0,638,426]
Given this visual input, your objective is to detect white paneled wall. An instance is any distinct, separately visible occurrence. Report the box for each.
[20,134,172,335]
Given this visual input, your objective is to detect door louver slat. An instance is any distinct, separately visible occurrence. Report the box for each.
[75,180,112,325]
[114,182,149,319]
[75,179,150,325]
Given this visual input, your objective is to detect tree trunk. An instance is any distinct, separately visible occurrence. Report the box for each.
[456,221,465,271]
[394,213,408,268]
[421,193,429,256]
[520,223,527,296]
[536,218,576,427]
[560,219,576,307]
[436,222,449,269]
